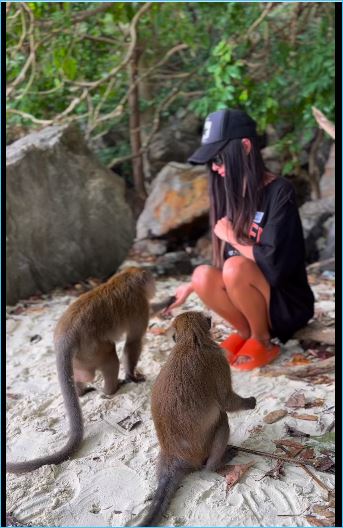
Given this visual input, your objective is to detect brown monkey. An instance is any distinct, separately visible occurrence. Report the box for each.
[135,311,256,527]
[7,267,170,475]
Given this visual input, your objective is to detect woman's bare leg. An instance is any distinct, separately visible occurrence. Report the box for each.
[192,257,272,345]
[192,265,251,339]
[222,256,272,344]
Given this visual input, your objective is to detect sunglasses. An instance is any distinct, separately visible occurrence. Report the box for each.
[212,154,224,166]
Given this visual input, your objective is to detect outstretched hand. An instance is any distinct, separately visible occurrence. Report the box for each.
[163,283,193,314]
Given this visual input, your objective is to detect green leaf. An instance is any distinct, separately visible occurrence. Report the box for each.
[239,89,248,102]
[62,58,77,80]
[309,431,335,446]
[282,161,294,175]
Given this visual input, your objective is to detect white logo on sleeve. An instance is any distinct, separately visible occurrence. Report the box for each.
[202,120,212,142]
[254,211,264,223]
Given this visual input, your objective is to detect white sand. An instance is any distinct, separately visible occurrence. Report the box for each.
[6,276,335,527]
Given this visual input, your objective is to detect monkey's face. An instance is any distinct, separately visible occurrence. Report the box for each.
[172,311,212,340]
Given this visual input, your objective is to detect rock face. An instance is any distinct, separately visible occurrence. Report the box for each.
[299,196,335,263]
[6,124,135,305]
[147,112,202,177]
[136,163,209,240]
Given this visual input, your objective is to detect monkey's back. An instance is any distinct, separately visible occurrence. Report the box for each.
[54,268,151,345]
[151,342,227,467]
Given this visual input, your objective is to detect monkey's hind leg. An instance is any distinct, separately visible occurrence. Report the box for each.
[75,382,96,397]
[205,412,230,471]
[98,342,120,395]
[123,328,146,383]
[73,364,96,396]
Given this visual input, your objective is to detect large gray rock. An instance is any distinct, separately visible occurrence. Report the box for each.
[6,124,135,304]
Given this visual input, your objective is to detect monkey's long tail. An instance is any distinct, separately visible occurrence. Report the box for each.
[6,338,83,474]
[135,459,189,527]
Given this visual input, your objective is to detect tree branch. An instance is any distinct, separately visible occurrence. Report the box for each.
[246,3,274,38]
[312,107,335,140]
[40,3,114,27]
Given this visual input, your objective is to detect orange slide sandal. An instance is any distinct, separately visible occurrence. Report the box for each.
[230,338,280,371]
[220,334,247,364]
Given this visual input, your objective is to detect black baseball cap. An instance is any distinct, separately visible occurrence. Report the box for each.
[188,108,257,164]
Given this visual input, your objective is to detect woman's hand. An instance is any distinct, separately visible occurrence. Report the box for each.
[163,283,193,314]
[214,217,235,244]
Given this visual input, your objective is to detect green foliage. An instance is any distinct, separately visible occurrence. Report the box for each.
[6,2,335,178]
[189,3,335,174]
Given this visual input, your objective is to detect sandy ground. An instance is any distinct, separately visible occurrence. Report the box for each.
[6,274,335,527]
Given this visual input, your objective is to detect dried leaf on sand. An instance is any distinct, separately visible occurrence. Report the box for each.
[313,505,335,517]
[264,409,288,424]
[305,399,325,408]
[299,447,315,460]
[284,354,311,367]
[314,456,335,473]
[260,460,285,480]
[285,391,306,408]
[305,515,333,526]
[290,413,318,421]
[148,326,168,335]
[274,439,304,450]
[218,462,255,490]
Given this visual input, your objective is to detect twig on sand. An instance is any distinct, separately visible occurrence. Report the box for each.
[279,445,332,497]
[260,357,335,379]
[227,444,333,474]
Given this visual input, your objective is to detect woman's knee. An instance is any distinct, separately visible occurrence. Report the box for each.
[222,256,253,285]
[191,265,214,293]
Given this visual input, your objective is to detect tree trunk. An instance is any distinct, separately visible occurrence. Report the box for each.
[128,44,147,201]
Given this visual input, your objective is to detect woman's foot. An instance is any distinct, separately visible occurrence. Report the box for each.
[231,337,280,370]
[220,333,249,363]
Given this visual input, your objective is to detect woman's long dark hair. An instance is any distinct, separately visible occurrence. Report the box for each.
[208,136,267,268]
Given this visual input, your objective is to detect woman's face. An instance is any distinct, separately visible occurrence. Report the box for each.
[211,162,226,177]
[211,155,226,177]
[211,138,251,178]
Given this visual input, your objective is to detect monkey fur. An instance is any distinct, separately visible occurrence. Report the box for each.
[135,311,256,526]
[7,267,172,475]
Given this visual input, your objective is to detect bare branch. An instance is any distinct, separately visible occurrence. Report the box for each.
[82,34,120,46]
[55,89,89,121]
[39,3,114,28]
[7,4,37,98]
[6,108,53,125]
[65,2,153,90]
[246,3,274,38]
[90,42,188,132]
[14,3,37,101]
[105,82,201,168]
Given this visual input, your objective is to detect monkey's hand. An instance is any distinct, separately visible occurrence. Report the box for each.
[247,396,256,409]
[125,369,146,383]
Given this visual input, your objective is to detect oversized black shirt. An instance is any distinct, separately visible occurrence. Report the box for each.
[224,177,315,343]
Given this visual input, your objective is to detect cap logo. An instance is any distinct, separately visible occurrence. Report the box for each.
[202,119,212,142]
